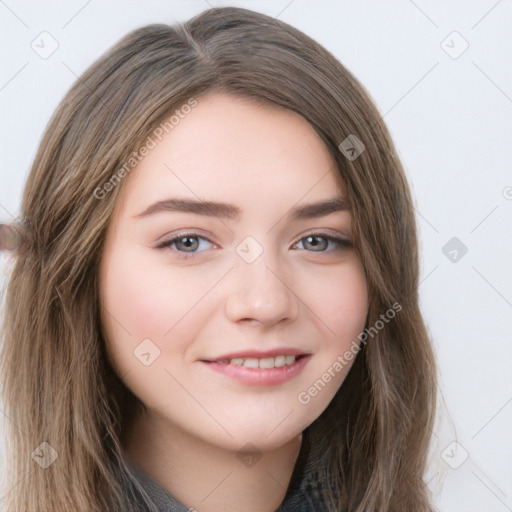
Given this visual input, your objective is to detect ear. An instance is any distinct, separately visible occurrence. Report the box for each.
[0,220,29,254]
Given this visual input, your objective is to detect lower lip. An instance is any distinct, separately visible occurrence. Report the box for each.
[200,355,311,386]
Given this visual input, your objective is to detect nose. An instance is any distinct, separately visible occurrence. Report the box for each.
[224,248,300,327]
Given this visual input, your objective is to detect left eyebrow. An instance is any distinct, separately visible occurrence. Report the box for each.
[133,196,349,221]
[288,196,349,221]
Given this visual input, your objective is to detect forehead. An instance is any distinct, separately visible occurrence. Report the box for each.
[114,92,345,218]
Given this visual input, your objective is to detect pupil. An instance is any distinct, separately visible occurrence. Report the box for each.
[306,236,327,251]
[180,236,198,251]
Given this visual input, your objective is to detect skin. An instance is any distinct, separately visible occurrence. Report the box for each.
[99,92,368,512]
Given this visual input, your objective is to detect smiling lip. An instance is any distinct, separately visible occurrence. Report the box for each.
[202,347,309,361]
[199,348,312,386]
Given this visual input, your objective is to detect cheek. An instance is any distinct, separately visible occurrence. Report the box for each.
[100,245,219,377]
[102,247,199,337]
[99,248,200,405]
[306,259,368,349]
[292,261,367,416]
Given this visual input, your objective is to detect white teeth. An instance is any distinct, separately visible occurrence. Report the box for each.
[259,357,275,369]
[274,355,286,367]
[228,355,298,369]
[285,355,295,365]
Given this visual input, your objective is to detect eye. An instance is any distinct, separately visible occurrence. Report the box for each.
[293,233,352,252]
[155,231,352,258]
[156,232,215,256]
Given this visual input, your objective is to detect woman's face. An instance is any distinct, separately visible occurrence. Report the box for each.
[99,93,368,452]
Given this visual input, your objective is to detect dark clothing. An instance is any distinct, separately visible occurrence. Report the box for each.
[124,427,329,511]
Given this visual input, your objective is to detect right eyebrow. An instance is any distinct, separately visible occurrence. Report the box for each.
[133,198,241,221]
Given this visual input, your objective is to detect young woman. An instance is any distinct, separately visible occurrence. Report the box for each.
[0,6,438,512]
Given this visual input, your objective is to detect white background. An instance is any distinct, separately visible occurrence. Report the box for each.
[1,1,511,510]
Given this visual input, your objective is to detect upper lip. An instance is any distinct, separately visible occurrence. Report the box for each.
[201,347,310,362]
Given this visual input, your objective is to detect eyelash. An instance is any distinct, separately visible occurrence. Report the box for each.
[155,231,352,259]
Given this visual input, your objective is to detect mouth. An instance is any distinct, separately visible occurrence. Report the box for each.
[201,353,309,369]
[199,350,312,386]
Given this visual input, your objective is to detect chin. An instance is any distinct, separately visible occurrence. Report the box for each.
[198,422,305,454]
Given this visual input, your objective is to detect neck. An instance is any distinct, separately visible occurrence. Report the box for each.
[122,410,304,512]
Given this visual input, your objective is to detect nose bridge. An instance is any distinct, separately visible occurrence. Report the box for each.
[224,239,299,325]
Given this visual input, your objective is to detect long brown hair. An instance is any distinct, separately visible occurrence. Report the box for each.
[0,7,437,511]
